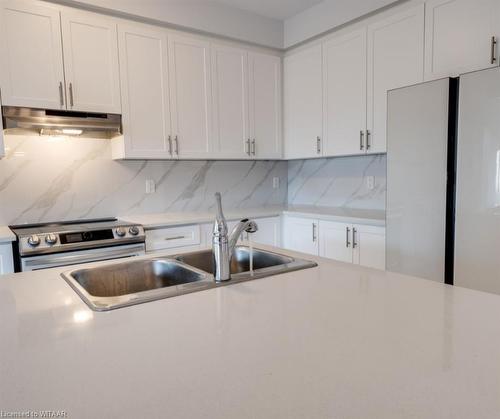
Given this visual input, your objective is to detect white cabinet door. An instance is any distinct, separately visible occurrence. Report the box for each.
[282,216,319,255]
[323,29,367,157]
[0,0,65,110]
[367,5,425,154]
[247,216,281,247]
[169,34,212,159]
[318,221,353,263]
[0,90,4,158]
[353,224,386,270]
[211,44,249,159]
[425,0,500,80]
[248,52,282,159]
[284,44,323,159]
[61,10,121,113]
[0,243,14,275]
[117,24,172,159]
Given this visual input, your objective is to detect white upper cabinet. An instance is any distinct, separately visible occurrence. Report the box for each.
[284,44,323,159]
[425,0,500,80]
[367,4,425,154]
[322,29,367,157]
[168,34,212,159]
[248,52,282,159]
[211,44,249,159]
[61,10,121,113]
[0,0,65,109]
[116,23,172,159]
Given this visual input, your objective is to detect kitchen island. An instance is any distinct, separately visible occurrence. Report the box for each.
[0,246,499,419]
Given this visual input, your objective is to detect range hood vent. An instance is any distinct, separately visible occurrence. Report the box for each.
[1,106,122,138]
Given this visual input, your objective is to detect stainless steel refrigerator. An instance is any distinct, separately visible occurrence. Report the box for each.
[386,66,500,294]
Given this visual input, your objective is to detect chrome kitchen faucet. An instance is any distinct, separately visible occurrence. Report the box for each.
[213,192,258,282]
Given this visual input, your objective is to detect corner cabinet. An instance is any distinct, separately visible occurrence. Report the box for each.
[322,28,367,157]
[284,44,323,159]
[366,4,425,154]
[425,0,500,80]
[0,2,121,113]
[113,23,172,159]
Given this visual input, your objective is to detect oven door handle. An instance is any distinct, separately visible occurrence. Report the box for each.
[23,244,145,270]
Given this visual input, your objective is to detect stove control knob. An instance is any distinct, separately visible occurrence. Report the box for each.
[129,226,140,236]
[45,234,58,245]
[115,227,126,237]
[27,235,41,247]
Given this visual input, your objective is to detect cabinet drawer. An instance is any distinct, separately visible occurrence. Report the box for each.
[146,224,201,252]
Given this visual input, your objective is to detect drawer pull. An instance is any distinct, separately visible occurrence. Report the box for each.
[164,235,187,241]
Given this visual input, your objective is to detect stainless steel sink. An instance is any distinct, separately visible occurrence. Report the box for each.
[175,246,317,282]
[62,247,317,311]
[62,259,213,311]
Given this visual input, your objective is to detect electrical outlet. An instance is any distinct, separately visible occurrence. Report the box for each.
[366,176,375,191]
[145,179,156,194]
[273,177,280,189]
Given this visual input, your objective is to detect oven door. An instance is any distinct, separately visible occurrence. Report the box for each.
[20,243,146,271]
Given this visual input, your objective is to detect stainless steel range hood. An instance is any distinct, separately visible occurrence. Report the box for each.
[1,106,122,138]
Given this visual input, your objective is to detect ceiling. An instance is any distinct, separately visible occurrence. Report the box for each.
[207,0,325,20]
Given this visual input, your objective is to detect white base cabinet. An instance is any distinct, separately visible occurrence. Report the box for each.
[0,243,14,275]
[283,216,385,270]
[282,216,319,255]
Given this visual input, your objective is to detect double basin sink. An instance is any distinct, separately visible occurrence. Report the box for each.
[62,246,317,311]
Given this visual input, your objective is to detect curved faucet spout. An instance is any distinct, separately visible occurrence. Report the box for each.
[229,219,258,252]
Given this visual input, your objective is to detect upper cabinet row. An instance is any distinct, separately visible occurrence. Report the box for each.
[116,29,281,160]
[284,0,500,159]
[284,5,425,159]
[0,0,121,113]
[0,0,282,160]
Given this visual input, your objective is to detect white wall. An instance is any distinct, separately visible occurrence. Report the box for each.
[284,0,399,47]
[50,0,284,49]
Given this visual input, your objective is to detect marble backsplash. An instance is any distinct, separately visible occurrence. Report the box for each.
[288,154,386,210]
[0,135,287,225]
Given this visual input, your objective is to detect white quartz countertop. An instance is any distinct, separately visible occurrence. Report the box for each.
[284,205,386,226]
[120,207,285,228]
[121,205,385,229]
[0,225,15,243]
[1,246,499,418]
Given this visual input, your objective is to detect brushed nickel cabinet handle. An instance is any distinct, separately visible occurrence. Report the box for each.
[346,227,351,248]
[59,82,64,107]
[69,82,74,107]
[491,36,497,64]
[312,223,317,242]
[316,136,321,154]
[360,130,364,151]
[366,130,371,150]
[251,139,256,156]
[174,135,179,154]
[168,135,172,155]
[164,235,186,241]
[246,138,251,156]
[352,228,358,248]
